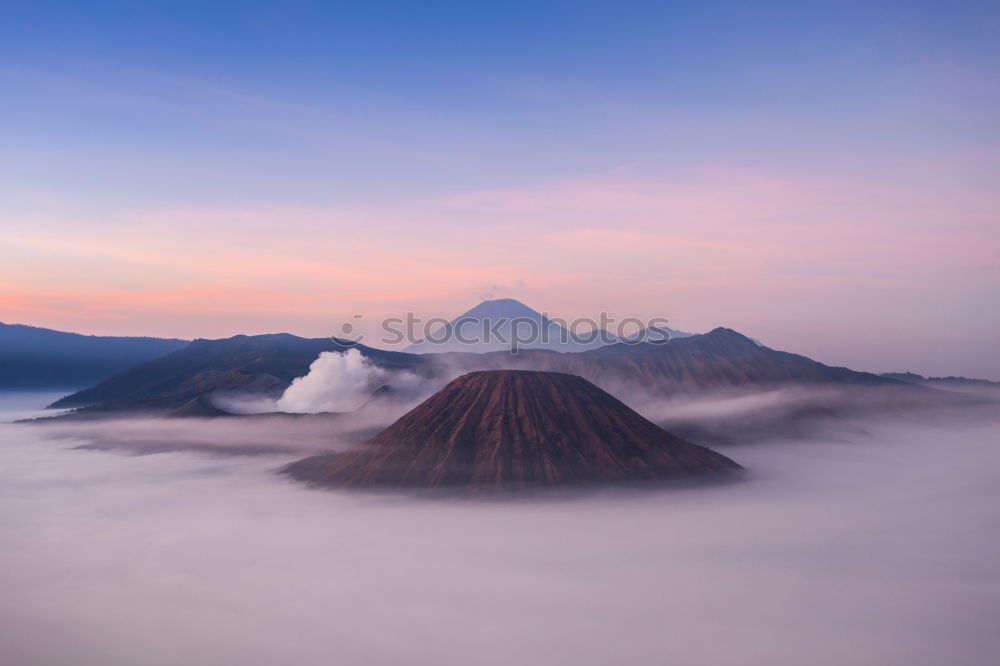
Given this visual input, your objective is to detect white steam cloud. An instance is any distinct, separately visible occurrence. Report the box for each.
[277,349,384,413]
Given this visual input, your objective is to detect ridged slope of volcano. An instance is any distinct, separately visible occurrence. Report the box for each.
[435,328,898,397]
[284,370,740,491]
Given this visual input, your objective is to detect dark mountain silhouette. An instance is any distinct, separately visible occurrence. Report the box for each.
[49,326,907,414]
[0,322,187,389]
[880,371,1000,399]
[621,324,694,343]
[49,333,430,410]
[284,370,740,491]
[881,371,1000,387]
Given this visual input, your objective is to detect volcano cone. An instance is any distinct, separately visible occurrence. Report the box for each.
[284,370,740,491]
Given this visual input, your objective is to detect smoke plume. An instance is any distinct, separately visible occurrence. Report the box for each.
[277,349,385,413]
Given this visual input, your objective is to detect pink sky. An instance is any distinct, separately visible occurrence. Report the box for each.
[3,163,998,378]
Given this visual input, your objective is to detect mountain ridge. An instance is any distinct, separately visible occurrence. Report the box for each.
[429,327,898,398]
[0,322,188,389]
[49,333,430,410]
[50,325,911,415]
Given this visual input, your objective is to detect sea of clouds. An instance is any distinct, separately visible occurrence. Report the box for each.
[1,392,999,666]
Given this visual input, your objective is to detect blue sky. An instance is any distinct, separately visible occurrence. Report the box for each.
[2,1,999,377]
[5,1,997,205]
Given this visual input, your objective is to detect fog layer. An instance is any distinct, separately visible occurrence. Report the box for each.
[1,394,999,666]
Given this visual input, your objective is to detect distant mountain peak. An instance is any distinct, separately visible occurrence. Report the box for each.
[704,327,747,339]
[459,298,545,319]
[702,327,765,347]
[404,299,610,354]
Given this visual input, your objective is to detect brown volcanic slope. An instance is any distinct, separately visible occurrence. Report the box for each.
[284,370,740,492]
